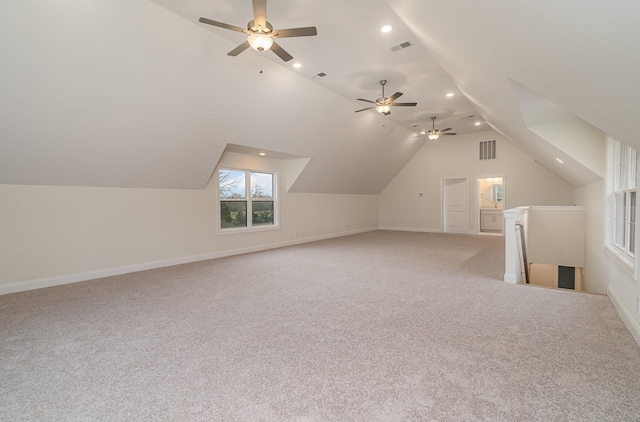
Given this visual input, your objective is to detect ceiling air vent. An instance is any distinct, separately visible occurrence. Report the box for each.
[390,41,412,52]
[479,140,497,160]
[311,72,327,80]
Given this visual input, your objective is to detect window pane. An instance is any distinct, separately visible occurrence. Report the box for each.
[614,192,626,248]
[252,201,274,226]
[220,201,247,228]
[219,170,246,199]
[630,192,636,254]
[629,148,637,189]
[251,172,273,198]
[618,143,627,190]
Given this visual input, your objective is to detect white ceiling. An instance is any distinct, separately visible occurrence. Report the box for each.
[386,0,640,186]
[1,0,638,192]
[151,0,485,136]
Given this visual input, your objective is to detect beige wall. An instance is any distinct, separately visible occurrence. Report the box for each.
[576,180,608,293]
[526,207,585,268]
[0,152,378,291]
[577,180,640,342]
[379,130,576,232]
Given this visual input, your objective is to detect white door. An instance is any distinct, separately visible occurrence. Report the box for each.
[443,178,467,233]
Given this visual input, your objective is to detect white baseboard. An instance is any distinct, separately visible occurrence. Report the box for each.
[0,227,377,296]
[607,285,640,348]
[379,226,441,233]
[504,273,518,284]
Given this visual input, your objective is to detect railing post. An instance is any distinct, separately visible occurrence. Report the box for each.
[503,207,528,284]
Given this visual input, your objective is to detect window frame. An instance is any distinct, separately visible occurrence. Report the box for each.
[216,167,279,234]
[606,136,638,276]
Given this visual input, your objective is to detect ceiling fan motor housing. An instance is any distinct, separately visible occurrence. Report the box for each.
[248,20,273,33]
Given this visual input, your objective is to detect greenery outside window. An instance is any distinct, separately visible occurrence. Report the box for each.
[218,168,277,231]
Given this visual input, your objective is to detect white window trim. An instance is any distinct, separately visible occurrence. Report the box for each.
[606,136,639,279]
[216,166,280,235]
[605,244,635,278]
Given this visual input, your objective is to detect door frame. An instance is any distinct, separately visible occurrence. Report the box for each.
[477,175,506,235]
[441,176,469,234]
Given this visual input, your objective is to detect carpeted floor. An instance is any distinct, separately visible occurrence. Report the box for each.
[2,231,640,421]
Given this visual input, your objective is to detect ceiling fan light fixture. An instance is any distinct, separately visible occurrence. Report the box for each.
[376,104,391,114]
[248,33,273,51]
[428,132,440,140]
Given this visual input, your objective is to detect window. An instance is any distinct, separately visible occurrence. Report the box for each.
[218,168,277,232]
[610,138,637,263]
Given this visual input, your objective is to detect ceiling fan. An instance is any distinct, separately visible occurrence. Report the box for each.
[355,80,417,115]
[198,0,317,62]
[424,116,456,140]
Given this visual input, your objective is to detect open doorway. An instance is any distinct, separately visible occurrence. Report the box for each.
[478,177,504,235]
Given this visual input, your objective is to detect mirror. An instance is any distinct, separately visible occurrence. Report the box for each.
[485,184,503,203]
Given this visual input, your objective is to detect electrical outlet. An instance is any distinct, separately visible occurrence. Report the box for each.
[184,244,189,252]
[637,297,640,314]
[295,231,298,237]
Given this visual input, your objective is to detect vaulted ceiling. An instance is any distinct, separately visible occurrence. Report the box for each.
[1,0,638,193]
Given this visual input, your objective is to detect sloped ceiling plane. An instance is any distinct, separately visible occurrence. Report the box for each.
[1,0,638,192]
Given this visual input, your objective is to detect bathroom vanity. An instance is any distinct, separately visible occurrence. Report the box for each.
[480,208,503,232]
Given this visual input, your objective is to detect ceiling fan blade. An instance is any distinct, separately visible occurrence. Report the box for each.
[228,40,251,56]
[199,18,246,33]
[443,133,457,135]
[440,128,452,132]
[355,107,375,113]
[389,92,403,102]
[357,98,376,104]
[391,102,418,107]
[273,27,318,38]
[253,0,267,28]
[270,40,293,62]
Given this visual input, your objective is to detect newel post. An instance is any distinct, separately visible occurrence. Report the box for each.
[503,207,528,284]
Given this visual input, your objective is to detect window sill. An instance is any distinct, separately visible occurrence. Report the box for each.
[217,225,280,236]
[605,244,635,279]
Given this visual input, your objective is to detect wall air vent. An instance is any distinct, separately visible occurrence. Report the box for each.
[390,41,412,52]
[480,140,497,160]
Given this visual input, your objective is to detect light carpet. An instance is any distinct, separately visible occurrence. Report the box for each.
[2,231,640,421]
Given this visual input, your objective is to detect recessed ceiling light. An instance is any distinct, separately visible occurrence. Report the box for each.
[259,152,266,156]
[380,25,392,33]
[556,157,564,164]
[446,92,454,97]
[475,122,482,126]
[292,62,302,69]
